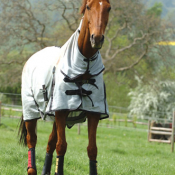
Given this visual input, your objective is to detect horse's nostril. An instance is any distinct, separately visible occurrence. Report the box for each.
[101,35,104,42]
[91,34,104,43]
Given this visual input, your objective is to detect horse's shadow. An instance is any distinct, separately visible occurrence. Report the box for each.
[111,148,127,155]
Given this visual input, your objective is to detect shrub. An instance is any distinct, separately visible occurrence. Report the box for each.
[128,77,175,120]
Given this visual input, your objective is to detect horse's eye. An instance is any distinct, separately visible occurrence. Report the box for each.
[86,5,90,10]
[108,7,111,12]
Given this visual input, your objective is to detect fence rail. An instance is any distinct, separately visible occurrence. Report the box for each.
[0,92,174,130]
[2,107,22,112]
[147,111,175,152]
[1,98,175,152]
[0,103,173,128]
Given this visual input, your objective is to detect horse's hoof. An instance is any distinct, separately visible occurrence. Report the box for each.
[27,168,37,175]
[41,172,50,175]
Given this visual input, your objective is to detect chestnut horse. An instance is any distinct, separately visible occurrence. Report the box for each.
[18,0,111,174]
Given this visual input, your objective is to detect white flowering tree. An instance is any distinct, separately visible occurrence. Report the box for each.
[128,77,175,120]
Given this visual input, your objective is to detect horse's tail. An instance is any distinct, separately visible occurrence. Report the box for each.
[18,114,27,146]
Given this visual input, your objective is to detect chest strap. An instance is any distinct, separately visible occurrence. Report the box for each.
[65,88,94,107]
[64,77,98,89]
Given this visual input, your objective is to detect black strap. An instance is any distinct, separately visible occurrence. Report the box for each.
[65,88,92,96]
[50,66,56,111]
[64,77,98,89]
[42,85,49,102]
[65,88,94,107]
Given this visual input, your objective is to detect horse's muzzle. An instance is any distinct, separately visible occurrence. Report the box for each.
[90,34,105,49]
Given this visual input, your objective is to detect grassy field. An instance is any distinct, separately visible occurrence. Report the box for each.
[0,117,175,175]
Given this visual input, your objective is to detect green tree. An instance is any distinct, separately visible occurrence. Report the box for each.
[147,3,163,17]
[0,0,174,107]
[0,0,81,90]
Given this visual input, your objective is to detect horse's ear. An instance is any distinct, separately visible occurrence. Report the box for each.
[80,0,87,14]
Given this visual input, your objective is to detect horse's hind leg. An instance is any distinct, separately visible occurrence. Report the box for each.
[87,113,100,175]
[54,111,68,175]
[25,119,37,175]
[42,122,57,175]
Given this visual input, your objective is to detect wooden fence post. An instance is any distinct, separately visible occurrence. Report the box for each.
[171,110,175,152]
[147,120,151,142]
[78,124,80,135]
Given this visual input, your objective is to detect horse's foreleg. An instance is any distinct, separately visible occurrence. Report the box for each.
[87,113,100,175]
[25,119,37,175]
[42,122,57,175]
[54,111,68,175]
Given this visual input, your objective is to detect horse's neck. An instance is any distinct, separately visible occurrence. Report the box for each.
[78,18,98,59]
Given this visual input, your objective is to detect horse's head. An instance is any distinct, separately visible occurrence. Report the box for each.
[80,0,111,49]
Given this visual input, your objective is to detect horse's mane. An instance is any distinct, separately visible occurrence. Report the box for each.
[80,0,87,14]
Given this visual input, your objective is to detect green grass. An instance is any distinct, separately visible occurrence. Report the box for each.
[0,117,175,175]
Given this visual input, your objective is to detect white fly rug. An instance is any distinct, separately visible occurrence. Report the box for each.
[22,20,109,128]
